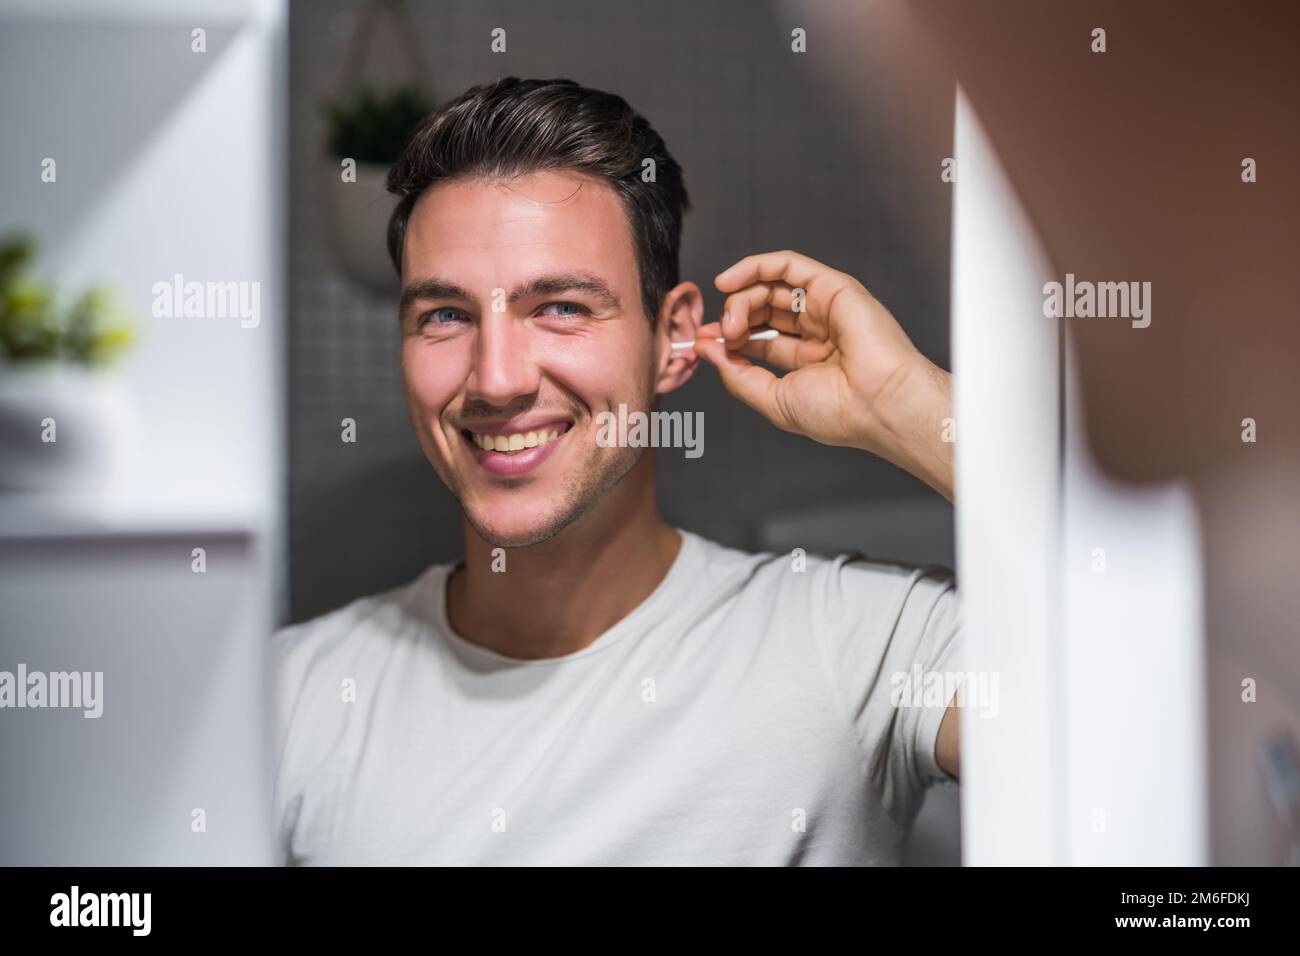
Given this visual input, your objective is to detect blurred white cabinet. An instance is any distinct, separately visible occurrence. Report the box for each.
[0,506,274,865]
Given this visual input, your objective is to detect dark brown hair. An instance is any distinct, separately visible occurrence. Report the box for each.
[386,77,690,327]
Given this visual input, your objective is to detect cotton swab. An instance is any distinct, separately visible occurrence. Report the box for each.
[670,328,780,350]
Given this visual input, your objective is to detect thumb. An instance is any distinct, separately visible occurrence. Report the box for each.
[695,339,785,427]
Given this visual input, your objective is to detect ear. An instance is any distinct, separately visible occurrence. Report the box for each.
[654,281,704,395]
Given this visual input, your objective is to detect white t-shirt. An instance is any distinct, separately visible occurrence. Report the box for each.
[271,528,962,865]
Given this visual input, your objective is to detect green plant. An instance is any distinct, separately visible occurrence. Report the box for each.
[0,233,135,367]
[323,84,436,165]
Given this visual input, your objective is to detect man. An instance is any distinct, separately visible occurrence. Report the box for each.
[273,77,961,865]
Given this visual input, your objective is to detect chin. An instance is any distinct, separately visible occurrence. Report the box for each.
[461,494,586,550]
[451,440,644,550]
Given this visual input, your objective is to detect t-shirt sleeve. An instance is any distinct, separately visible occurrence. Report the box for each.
[269,624,308,866]
[810,555,963,825]
[269,615,346,866]
[266,584,416,865]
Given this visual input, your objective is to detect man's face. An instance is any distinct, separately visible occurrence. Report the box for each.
[398,170,661,548]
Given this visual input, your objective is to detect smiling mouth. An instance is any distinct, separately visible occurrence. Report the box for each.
[462,424,571,454]
[459,421,573,478]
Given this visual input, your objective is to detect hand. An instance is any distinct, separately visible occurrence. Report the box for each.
[694,250,954,501]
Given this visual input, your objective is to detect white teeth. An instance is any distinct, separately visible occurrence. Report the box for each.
[470,426,565,454]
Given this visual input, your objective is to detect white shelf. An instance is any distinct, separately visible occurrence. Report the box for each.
[0,490,264,540]
[0,0,271,22]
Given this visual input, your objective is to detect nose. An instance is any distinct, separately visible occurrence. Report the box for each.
[466,312,541,407]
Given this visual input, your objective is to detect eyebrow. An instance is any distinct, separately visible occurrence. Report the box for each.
[399,271,622,316]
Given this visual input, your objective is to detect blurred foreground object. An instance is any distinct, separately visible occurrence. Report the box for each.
[0,233,136,492]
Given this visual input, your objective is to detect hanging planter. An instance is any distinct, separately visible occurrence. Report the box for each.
[320,0,435,296]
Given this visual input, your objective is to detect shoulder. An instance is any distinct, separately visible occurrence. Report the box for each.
[275,562,446,645]
[678,531,960,670]
[685,530,956,615]
[269,562,452,793]
[270,563,449,710]
[809,552,959,660]
[816,552,958,621]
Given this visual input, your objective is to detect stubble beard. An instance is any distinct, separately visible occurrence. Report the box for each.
[456,437,646,550]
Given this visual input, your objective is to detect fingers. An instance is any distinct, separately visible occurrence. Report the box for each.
[740,330,827,372]
[696,321,797,370]
[716,250,894,366]
[693,338,786,427]
[719,281,802,346]
[697,319,827,373]
[715,249,843,297]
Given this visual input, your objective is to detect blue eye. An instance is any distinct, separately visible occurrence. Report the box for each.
[540,301,589,318]
[422,307,466,326]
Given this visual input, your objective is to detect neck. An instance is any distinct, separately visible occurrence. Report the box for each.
[447,453,682,659]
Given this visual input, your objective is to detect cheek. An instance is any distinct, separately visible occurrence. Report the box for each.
[537,334,654,406]
[402,343,469,414]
